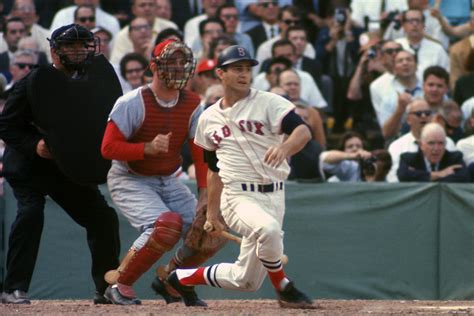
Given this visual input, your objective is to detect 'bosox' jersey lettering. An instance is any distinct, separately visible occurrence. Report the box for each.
[211,121,265,146]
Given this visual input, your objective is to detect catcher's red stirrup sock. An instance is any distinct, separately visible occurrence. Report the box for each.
[176,267,207,286]
[268,269,290,291]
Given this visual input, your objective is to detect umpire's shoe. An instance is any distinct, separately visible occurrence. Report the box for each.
[277,282,314,309]
[151,276,181,304]
[2,290,30,304]
[167,271,207,307]
[104,285,142,305]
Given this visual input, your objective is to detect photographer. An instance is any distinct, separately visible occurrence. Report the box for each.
[320,132,391,182]
[347,34,386,148]
[315,6,363,133]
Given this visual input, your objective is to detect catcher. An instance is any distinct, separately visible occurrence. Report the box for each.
[100,39,226,306]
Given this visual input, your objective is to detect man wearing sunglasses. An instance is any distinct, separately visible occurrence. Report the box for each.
[74,4,96,30]
[256,5,316,67]
[245,0,280,52]
[4,50,37,91]
[386,98,457,182]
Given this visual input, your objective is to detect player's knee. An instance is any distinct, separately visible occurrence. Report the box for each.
[150,211,183,251]
[258,221,281,242]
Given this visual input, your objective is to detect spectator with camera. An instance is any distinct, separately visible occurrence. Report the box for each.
[347,34,386,148]
[350,0,408,31]
[320,131,391,182]
[315,5,364,133]
[386,98,457,182]
[397,122,470,182]
[384,0,450,50]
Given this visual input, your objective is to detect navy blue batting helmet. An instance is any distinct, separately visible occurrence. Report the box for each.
[216,45,258,68]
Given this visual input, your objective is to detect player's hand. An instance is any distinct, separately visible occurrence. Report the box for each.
[36,139,53,159]
[264,145,288,168]
[204,216,225,236]
[145,132,172,157]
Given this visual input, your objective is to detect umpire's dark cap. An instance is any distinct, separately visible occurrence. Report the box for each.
[217,45,258,68]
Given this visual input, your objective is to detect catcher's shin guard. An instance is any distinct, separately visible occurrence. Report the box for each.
[118,212,182,286]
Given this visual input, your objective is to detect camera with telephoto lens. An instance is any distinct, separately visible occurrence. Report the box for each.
[334,7,347,25]
[360,156,378,177]
[367,46,377,59]
[381,10,400,30]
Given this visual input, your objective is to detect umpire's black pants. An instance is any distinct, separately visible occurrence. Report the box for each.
[4,160,120,295]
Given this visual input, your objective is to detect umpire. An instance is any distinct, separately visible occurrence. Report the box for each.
[0,24,121,304]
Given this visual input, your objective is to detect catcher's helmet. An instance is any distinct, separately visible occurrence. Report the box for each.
[48,24,97,75]
[216,45,258,68]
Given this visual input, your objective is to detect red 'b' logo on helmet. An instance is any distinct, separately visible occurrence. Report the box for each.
[237,47,246,56]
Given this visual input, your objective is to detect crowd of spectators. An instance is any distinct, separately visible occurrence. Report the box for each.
[0,0,472,183]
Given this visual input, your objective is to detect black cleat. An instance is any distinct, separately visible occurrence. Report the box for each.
[93,291,112,304]
[166,271,207,307]
[104,285,141,305]
[151,276,182,304]
[277,282,314,309]
[1,290,30,304]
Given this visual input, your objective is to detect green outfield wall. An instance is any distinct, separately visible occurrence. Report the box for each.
[1,182,473,300]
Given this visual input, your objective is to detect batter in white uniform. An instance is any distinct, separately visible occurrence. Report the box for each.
[166,45,314,309]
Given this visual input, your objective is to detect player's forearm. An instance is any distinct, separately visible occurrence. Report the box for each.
[101,121,145,161]
[281,124,312,157]
[206,170,223,221]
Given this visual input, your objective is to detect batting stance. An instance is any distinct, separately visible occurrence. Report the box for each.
[166,45,314,308]
[101,39,226,306]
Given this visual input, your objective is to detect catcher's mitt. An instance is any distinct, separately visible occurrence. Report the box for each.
[184,204,228,253]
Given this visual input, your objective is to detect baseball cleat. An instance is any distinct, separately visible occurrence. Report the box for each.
[93,291,112,304]
[151,276,182,304]
[167,271,207,307]
[277,282,314,309]
[104,285,141,305]
[1,290,30,304]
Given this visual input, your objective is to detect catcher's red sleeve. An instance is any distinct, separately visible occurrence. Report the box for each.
[190,139,207,188]
[101,121,145,161]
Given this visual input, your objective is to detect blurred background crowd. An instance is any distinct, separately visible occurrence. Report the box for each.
[0,0,472,184]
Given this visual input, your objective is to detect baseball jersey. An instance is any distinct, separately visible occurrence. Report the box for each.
[195,88,294,184]
[108,86,202,173]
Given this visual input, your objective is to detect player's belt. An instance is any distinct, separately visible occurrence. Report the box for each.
[240,182,284,193]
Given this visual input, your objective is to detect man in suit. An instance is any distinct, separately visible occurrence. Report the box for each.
[397,122,470,182]
[245,0,280,52]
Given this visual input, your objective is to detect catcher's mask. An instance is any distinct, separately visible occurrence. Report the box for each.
[48,24,98,75]
[152,39,196,90]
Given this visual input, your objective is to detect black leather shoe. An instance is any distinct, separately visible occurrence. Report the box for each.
[104,285,141,305]
[2,290,30,304]
[151,276,181,304]
[166,271,207,307]
[277,282,313,309]
[93,291,111,304]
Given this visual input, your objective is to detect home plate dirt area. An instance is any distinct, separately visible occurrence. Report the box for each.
[1,299,473,315]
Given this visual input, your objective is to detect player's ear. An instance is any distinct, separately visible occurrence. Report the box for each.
[215,67,224,80]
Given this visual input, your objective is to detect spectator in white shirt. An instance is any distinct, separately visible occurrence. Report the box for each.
[183,0,225,49]
[375,50,422,138]
[110,0,177,65]
[252,39,327,109]
[50,0,120,37]
[351,0,408,31]
[395,9,449,80]
[370,40,403,119]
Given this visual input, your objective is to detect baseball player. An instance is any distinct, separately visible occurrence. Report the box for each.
[166,45,315,309]
[101,39,221,306]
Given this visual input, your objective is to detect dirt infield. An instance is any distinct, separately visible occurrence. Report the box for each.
[1,299,473,315]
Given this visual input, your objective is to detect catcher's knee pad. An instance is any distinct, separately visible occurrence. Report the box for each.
[118,212,183,286]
